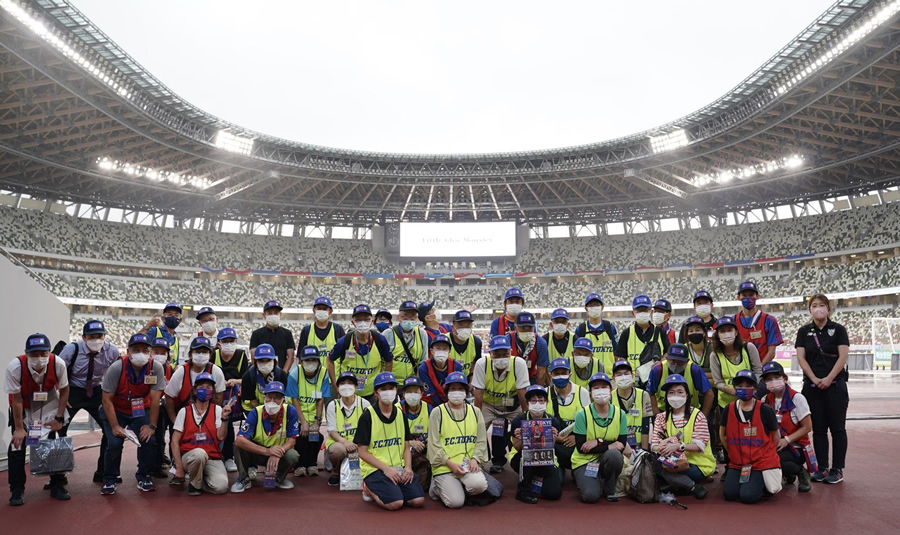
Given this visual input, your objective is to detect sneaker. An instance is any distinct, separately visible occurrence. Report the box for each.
[9,489,25,506]
[169,476,185,487]
[230,477,252,493]
[515,490,538,504]
[224,459,238,473]
[293,467,307,477]
[489,463,504,474]
[362,483,374,502]
[798,470,812,492]
[715,450,725,464]
[606,495,620,502]
[277,478,295,490]
[50,486,71,501]
[137,479,157,492]
[307,466,319,477]
[691,484,709,500]
[825,468,843,484]
[328,475,340,487]
[248,467,257,480]
[811,469,828,483]
[187,484,202,496]
[100,482,117,495]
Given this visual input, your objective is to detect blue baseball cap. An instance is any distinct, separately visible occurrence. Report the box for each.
[151,338,170,351]
[254,344,277,360]
[667,343,689,361]
[588,372,613,388]
[195,306,216,320]
[163,302,182,313]
[738,281,759,294]
[661,374,688,391]
[524,384,548,400]
[194,372,216,386]
[399,300,418,312]
[352,304,372,317]
[715,317,737,330]
[430,334,452,348]
[373,372,398,389]
[489,335,511,352]
[761,362,785,377]
[504,288,524,302]
[263,381,286,395]
[684,316,705,328]
[336,371,359,385]
[418,301,437,322]
[217,327,237,341]
[299,345,320,360]
[443,371,468,388]
[653,299,672,312]
[190,337,213,350]
[612,359,632,372]
[83,319,106,335]
[453,310,473,323]
[584,293,604,306]
[128,333,151,348]
[573,337,593,352]
[314,296,333,308]
[263,300,283,312]
[551,308,569,320]
[549,358,570,372]
[693,290,713,303]
[24,333,51,353]
[632,295,652,309]
[732,369,758,386]
[401,376,424,391]
[375,309,392,320]
[515,311,536,326]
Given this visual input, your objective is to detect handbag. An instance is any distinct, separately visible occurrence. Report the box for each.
[30,437,75,475]
[762,467,783,494]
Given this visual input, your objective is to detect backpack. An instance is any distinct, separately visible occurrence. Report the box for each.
[636,328,663,385]
[628,449,660,504]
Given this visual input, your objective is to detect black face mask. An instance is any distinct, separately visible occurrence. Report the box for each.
[688,333,706,345]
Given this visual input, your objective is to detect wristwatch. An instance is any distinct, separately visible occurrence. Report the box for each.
[679,442,686,452]
[148,424,157,431]
[55,416,65,424]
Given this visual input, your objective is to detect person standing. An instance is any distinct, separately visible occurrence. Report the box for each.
[6,334,70,505]
[614,294,670,382]
[240,344,290,412]
[448,310,481,381]
[250,300,296,373]
[190,307,221,355]
[691,290,717,338]
[327,305,393,402]
[385,300,429,384]
[141,301,184,366]
[651,299,676,346]
[490,288,525,337]
[733,281,783,365]
[509,311,550,387]
[574,293,618,371]
[795,294,850,484]
[544,308,574,362]
[298,296,345,366]
[418,300,452,340]
[418,334,464,407]
[165,337,226,424]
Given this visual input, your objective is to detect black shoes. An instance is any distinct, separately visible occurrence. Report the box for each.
[9,490,25,506]
[50,486,71,501]
[515,491,538,504]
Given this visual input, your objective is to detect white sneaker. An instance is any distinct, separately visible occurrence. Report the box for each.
[307,466,319,477]
[277,479,294,490]
[248,467,257,480]
[224,459,238,473]
[293,467,307,477]
[362,483,374,502]
[230,477,251,493]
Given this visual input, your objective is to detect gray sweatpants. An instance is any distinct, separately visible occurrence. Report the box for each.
[572,449,624,503]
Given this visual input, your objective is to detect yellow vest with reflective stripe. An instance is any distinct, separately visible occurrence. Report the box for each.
[390,328,425,383]
[626,324,665,372]
[432,403,478,476]
[716,347,750,407]
[655,364,699,411]
[582,323,615,371]
[482,357,518,406]
[449,336,478,377]
[308,323,337,366]
[568,358,603,390]
[570,404,621,469]
[325,397,364,448]
[613,387,648,445]
[548,385,588,427]
[547,333,574,361]
[337,339,384,397]
[360,405,406,479]
[250,404,289,448]
[666,409,716,477]
[296,367,327,423]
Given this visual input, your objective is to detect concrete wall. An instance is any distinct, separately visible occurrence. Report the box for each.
[0,255,70,456]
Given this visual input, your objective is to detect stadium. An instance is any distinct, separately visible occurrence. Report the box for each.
[0,0,898,531]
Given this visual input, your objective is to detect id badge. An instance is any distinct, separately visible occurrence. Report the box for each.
[743,426,757,437]
[313,391,323,399]
[585,462,600,478]
[526,359,533,369]
[530,476,543,494]
[413,425,424,434]
[355,374,367,391]
[27,423,42,446]
[194,432,207,443]
[750,331,762,340]
[343,422,353,432]
[33,391,48,402]
[626,434,638,448]
[144,375,157,385]
[349,454,360,470]
[309,432,320,442]
[263,471,277,489]
[630,408,640,418]
[739,464,752,484]
[131,398,146,417]
[491,418,506,437]
[502,397,515,407]
[460,457,470,473]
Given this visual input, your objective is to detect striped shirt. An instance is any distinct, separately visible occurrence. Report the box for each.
[651,410,710,453]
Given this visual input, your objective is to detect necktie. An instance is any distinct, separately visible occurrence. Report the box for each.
[85,351,97,397]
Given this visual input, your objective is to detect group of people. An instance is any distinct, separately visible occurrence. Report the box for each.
[6,282,851,510]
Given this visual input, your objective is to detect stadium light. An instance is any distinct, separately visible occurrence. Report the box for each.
[692,154,806,187]
[96,157,212,189]
[649,129,689,154]
[216,130,255,156]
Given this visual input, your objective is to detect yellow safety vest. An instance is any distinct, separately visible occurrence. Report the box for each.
[337,338,385,397]
[481,356,519,407]
[325,397,364,448]
[404,404,429,440]
[716,347,750,407]
[308,323,338,366]
[654,364,699,411]
[547,333,574,361]
[433,403,478,476]
[548,385,588,427]
[613,387,648,446]
[449,336,478,377]
[581,323,615,372]
[250,404,290,448]
[568,357,603,390]
[360,405,407,479]
[295,367,327,423]
[390,328,425,383]
[666,409,716,477]
[626,324,665,372]
[570,404,622,469]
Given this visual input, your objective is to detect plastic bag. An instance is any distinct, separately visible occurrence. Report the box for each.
[30,437,75,475]
[762,467,783,494]
[340,453,362,491]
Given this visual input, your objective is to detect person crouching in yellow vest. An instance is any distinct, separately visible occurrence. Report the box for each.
[354,372,425,510]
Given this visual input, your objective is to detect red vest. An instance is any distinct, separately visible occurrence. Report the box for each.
[733,311,773,359]
[496,316,515,337]
[175,363,214,410]
[764,387,810,447]
[11,354,59,410]
[724,400,780,471]
[509,338,539,379]
[113,358,153,414]
[179,404,221,459]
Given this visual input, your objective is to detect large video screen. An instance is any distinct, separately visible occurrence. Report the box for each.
[399,222,517,258]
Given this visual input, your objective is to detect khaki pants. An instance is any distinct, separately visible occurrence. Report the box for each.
[327,442,351,475]
[430,472,489,509]
[181,448,229,494]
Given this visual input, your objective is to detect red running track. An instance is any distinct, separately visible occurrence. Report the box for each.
[2,420,899,534]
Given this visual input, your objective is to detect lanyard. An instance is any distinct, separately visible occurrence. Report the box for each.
[377,407,401,467]
[447,405,472,458]
[812,331,838,358]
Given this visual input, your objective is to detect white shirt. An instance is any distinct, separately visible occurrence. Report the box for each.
[471,356,530,392]
[164,364,227,397]
[773,391,811,427]
[173,403,223,433]
[5,356,69,428]
[326,396,371,433]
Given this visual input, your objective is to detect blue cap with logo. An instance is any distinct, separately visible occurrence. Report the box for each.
[684,316,705,328]
[401,376,424,391]
[399,300,418,312]
[732,369,758,385]
[588,372,613,388]
[661,374,688,391]
[761,361,785,377]
[254,344,277,360]
[217,327,237,341]
[549,358,570,372]
[164,302,182,313]
[151,338,170,350]
[430,334,452,348]
[300,345,320,360]
[336,371,359,385]
[24,333,51,353]
[376,309,392,319]
[715,316,737,330]
[190,337,213,350]
[584,293,604,306]
[195,306,216,320]
[573,337,593,352]
[83,320,106,335]
[314,296,333,308]
[443,371,468,387]
[550,308,569,320]
[128,333,151,348]
[693,290,713,303]
[524,384,548,400]
[738,281,759,294]
[667,343,689,361]
[489,335,511,352]
[515,311,536,326]
[352,304,372,317]
[263,300,283,312]
[453,310,473,323]
[632,295,652,309]
[612,359,632,372]
[418,301,436,322]
[504,288,524,302]
[653,299,672,312]
[263,381,286,395]
[194,372,216,386]
[373,372,398,389]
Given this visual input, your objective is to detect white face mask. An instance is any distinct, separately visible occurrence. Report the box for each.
[447,391,467,405]
[492,357,510,371]
[302,361,319,373]
[192,351,210,367]
[432,350,449,365]
[766,378,786,393]
[354,321,371,333]
[86,338,104,352]
[591,388,611,403]
[338,384,357,398]
[257,361,274,376]
[667,395,687,409]
[616,374,633,389]
[651,312,667,326]
[586,306,602,318]
[151,352,168,364]
[506,303,523,316]
[130,352,150,367]
[404,392,422,406]
[719,332,737,345]
[518,331,535,343]
[27,356,48,370]
[220,342,237,356]
[552,323,568,335]
[201,320,217,335]
[431,310,442,322]
[455,328,472,339]
[528,401,547,414]
[634,312,651,325]
[264,401,281,415]
[574,355,592,369]
[379,389,397,403]
[314,310,330,322]
[266,315,280,327]
[695,304,712,317]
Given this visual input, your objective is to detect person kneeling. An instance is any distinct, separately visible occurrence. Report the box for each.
[510,385,563,504]
[355,372,425,510]
[171,372,231,495]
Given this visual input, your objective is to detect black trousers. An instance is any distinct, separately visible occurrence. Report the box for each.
[56,385,107,474]
[7,442,67,493]
[490,423,511,467]
[802,380,849,470]
[779,448,804,476]
[294,433,322,469]
[153,408,173,469]
[510,452,562,499]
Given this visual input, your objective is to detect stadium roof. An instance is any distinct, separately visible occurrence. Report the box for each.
[0,0,898,226]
